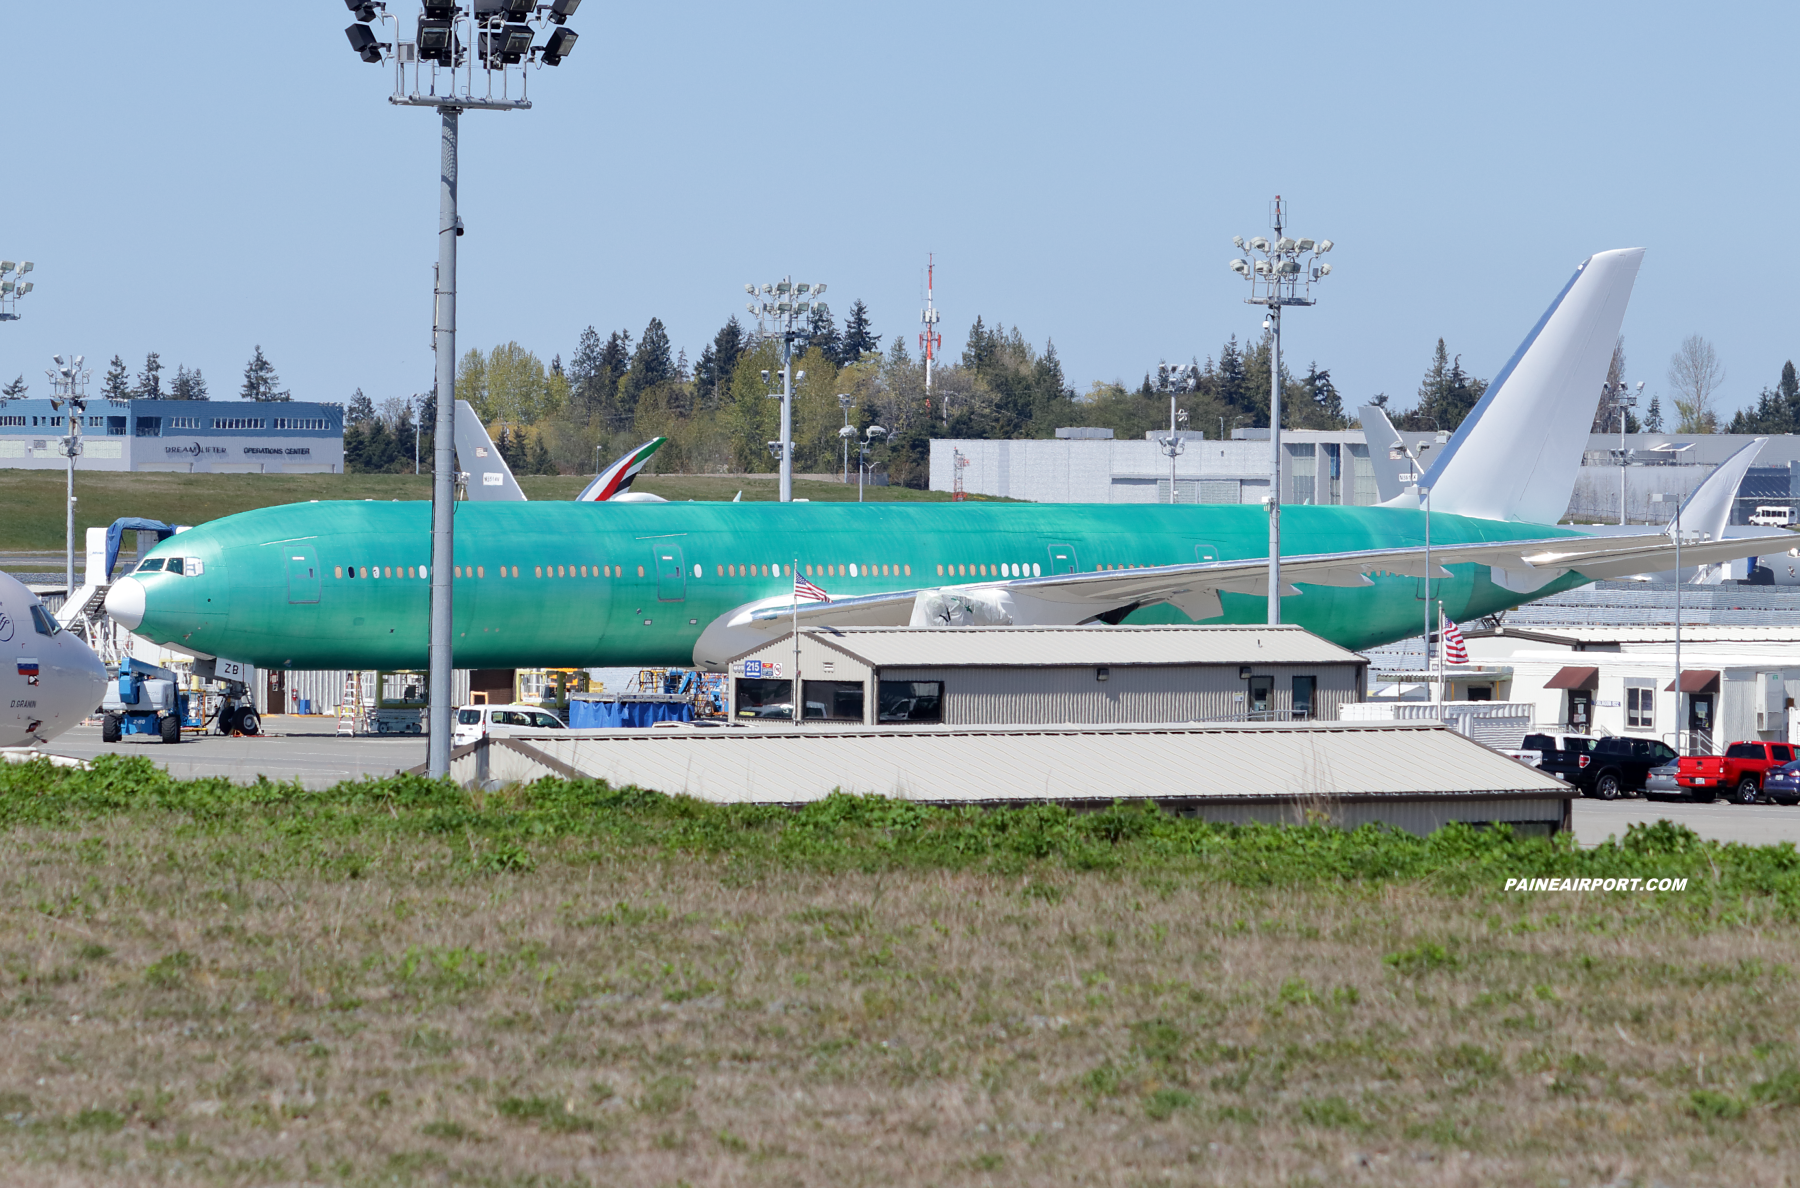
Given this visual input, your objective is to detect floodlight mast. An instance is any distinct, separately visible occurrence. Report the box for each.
[743,277,826,502]
[920,255,942,421]
[343,0,582,779]
[45,355,90,598]
[0,260,35,321]
[1229,196,1333,625]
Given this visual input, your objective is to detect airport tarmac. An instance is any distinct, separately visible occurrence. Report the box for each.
[20,724,1800,847]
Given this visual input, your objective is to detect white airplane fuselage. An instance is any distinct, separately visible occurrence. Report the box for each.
[1,572,109,748]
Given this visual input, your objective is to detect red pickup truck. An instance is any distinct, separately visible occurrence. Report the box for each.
[1676,741,1797,804]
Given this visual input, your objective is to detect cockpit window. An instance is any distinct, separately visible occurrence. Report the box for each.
[30,604,60,637]
[137,558,165,573]
[164,557,185,576]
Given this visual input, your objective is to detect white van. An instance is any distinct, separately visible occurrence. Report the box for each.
[1749,506,1797,527]
[452,703,566,748]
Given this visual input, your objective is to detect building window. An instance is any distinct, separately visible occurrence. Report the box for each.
[1289,443,1316,504]
[735,678,794,719]
[169,416,200,430]
[211,417,266,430]
[1627,686,1655,729]
[803,680,865,722]
[273,417,329,430]
[134,416,162,437]
[878,681,943,723]
[0,415,24,427]
[1292,675,1316,720]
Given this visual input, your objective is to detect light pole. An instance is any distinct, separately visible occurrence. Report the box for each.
[1607,379,1641,524]
[1156,363,1197,504]
[858,426,887,501]
[45,355,90,598]
[1653,491,1685,751]
[744,279,827,502]
[0,260,35,321]
[837,394,853,484]
[343,0,584,779]
[411,392,423,475]
[1230,198,1333,624]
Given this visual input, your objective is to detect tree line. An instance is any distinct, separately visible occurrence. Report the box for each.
[0,346,293,403]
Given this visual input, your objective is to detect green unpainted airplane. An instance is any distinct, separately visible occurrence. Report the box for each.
[104,248,1769,673]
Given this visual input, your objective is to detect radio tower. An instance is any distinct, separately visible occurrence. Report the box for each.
[919,254,943,421]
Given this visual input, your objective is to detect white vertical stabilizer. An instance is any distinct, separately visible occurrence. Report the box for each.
[1356,404,1413,504]
[454,400,526,502]
[1418,247,1644,523]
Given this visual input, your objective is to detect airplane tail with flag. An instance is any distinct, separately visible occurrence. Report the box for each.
[576,438,668,502]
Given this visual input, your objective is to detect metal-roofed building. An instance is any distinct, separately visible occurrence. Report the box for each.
[0,398,343,474]
[444,720,1573,836]
[725,625,1367,727]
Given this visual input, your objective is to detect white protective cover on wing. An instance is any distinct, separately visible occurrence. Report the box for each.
[1417,248,1644,524]
[1675,436,1766,543]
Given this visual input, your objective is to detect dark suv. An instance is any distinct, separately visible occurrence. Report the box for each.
[1524,734,1678,800]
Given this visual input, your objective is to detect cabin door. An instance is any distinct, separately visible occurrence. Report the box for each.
[654,544,686,602]
[285,545,320,604]
[1046,543,1080,574]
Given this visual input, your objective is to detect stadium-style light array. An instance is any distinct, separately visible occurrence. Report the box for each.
[743,278,828,503]
[0,260,35,322]
[1228,197,1334,626]
[341,1,584,780]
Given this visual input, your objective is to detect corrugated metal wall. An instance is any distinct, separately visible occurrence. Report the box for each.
[254,669,472,714]
[880,663,1361,726]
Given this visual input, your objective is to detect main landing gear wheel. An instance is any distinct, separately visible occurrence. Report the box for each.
[236,711,261,737]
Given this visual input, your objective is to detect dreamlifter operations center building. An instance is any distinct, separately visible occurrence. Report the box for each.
[0,398,344,474]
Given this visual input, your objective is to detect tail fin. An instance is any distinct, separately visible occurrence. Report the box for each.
[1420,247,1644,523]
[1356,404,1414,503]
[576,437,668,502]
[454,401,525,501]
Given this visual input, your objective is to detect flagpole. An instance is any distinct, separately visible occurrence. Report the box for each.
[792,558,801,728]
[1435,600,1444,704]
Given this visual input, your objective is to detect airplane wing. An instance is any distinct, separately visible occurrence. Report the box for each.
[577,437,668,502]
[692,529,1774,667]
[453,401,526,501]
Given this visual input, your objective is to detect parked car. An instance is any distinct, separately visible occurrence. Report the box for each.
[1675,741,1798,804]
[1761,760,1800,805]
[451,703,566,748]
[1644,760,1682,798]
[1524,734,1676,799]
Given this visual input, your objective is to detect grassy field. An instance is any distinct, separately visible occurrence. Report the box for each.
[0,471,993,553]
[5,759,1800,1186]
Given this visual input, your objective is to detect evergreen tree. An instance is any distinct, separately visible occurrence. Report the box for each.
[135,352,164,399]
[1,375,25,400]
[1644,394,1664,432]
[168,364,209,400]
[346,388,375,424]
[841,299,881,361]
[1215,336,1253,418]
[805,305,842,365]
[694,317,745,409]
[102,356,131,402]
[526,432,556,475]
[589,329,633,426]
[618,317,673,413]
[1304,362,1345,426]
[240,345,290,401]
[1412,338,1486,430]
[961,316,997,375]
[568,326,608,420]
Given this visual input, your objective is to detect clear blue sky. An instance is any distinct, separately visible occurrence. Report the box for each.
[5,2,1795,423]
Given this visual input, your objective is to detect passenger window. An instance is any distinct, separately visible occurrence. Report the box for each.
[530,712,564,728]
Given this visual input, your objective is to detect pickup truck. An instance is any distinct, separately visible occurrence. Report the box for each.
[1524,733,1678,799]
[1675,741,1798,804]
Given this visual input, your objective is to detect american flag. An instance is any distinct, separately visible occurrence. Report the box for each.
[794,573,831,603]
[1440,610,1469,665]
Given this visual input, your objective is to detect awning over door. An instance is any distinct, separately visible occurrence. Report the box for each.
[1664,670,1720,693]
[1545,666,1599,691]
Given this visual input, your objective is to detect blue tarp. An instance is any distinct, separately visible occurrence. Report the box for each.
[106,517,178,582]
[568,698,695,728]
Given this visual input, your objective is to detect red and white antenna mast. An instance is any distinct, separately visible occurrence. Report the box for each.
[919,254,942,420]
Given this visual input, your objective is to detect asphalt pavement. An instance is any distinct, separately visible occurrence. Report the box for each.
[1571,796,1800,848]
[46,719,426,788]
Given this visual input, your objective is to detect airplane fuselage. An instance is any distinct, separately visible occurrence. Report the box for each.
[109,499,1592,671]
[1,572,110,747]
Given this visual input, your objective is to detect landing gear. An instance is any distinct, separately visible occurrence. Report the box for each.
[236,710,261,736]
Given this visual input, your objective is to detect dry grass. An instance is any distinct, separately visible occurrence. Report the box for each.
[4,815,1800,1187]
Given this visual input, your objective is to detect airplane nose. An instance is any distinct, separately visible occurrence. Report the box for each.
[106,577,146,629]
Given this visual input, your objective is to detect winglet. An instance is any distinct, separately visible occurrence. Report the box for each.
[576,437,668,502]
[454,401,526,501]
[1676,436,1767,541]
